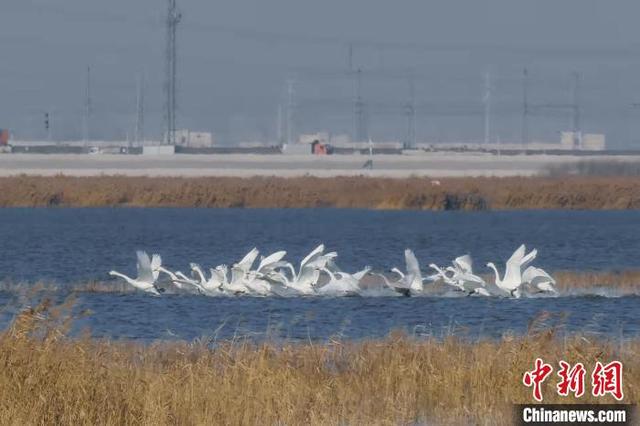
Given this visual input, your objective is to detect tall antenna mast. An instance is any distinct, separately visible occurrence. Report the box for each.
[404,74,416,149]
[571,71,581,149]
[483,70,492,145]
[83,66,92,146]
[135,73,145,146]
[286,78,296,145]
[164,0,182,145]
[521,68,529,145]
[354,68,367,142]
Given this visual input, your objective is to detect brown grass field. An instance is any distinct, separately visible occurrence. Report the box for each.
[4,175,640,209]
[553,270,640,294]
[0,300,636,425]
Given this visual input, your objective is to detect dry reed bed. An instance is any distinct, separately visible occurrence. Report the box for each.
[0,301,637,425]
[475,270,640,295]
[4,175,640,210]
[554,270,640,294]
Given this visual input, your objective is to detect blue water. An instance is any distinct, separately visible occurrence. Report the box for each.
[0,208,638,341]
[75,294,639,342]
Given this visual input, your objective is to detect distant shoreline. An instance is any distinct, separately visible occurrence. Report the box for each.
[4,175,640,210]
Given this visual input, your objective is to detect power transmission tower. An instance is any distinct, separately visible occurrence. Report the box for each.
[354,68,367,142]
[276,104,284,146]
[571,71,581,149]
[45,112,52,142]
[403,75,416,149]
[483,71,492,145]
[164,0,182,145]
[521,68,529,145]
[83,66,92,146]
[286,78,296,145]
[135,73,145,146]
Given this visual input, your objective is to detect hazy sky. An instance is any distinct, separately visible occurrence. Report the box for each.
[2,0,640,147]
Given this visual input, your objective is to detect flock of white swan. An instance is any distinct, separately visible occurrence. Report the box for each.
[109,244,558,298]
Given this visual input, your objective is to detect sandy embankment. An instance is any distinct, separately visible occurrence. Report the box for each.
[2,152,640,177]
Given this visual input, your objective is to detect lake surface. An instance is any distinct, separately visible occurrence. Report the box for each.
[0,208,638,341]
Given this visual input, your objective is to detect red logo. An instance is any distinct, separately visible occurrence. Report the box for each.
[592,361,624,401]
[557,361,586,398]
[523,359,623,402]
[523,358,554,402]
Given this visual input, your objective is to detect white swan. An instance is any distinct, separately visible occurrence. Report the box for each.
[486,244,537,297]
[448,270,488,296]
[245,255,296,296]
[109,251,164,295]
[374,272,416,297]
[390,249,426,294]
[446,255,490,296]
[190,263,226,296]
[108,244,558,299]
[224,248,271,295]
[452,254,473,275]
[316,267,365,297]
[215,264,249,295]
[156,266,202,293]
[302,246,338,272]
[266,266,318,295]
[235,247,260,273]
[523,266,558,295]
[240,270,273,296]
[175,271,201,287]
[253,250,298,296]
[267,245,328,295]
[430,262,488,296]
[256,250,288,275]
[300,244,326,267]
[428,264,457,287]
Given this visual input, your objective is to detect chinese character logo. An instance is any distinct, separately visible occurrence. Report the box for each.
[592,361,624,401]
[523,359,624,402]
[557,361,586,398]
[523,358,554,402]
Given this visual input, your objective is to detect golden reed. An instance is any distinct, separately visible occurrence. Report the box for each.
[3,175,640,210]
[0,300,636,425]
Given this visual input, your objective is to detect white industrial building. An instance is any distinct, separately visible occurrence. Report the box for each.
[174,130,214,147]
[560,132,606,151]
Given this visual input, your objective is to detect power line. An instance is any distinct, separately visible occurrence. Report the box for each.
[191,22,639,58]
[521,68,529,145]
[83,66,92,145]
[571,71,582,149]
[403,75,416,148]
[135,73,145,145]
[286,78,296,145]
[164,0,181,145]
[354,68,368,142]
[276,104,284,145]
[484,70,492,145]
